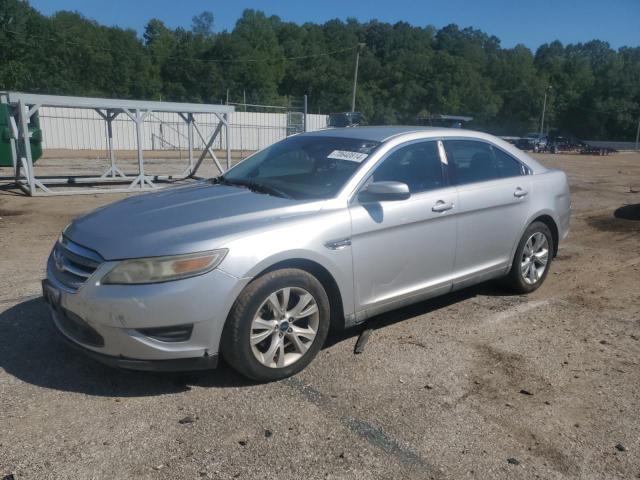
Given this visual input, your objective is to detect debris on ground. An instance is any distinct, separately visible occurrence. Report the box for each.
[519,389,533,396]
[178,416,196,425]
[507,458,521,465]
[354,326,374,354]
[615,443,626,452]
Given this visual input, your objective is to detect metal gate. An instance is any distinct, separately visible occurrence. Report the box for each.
[0,91,233,196]
[227,95,308,160]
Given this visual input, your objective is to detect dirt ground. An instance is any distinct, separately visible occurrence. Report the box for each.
[0,152,639,479]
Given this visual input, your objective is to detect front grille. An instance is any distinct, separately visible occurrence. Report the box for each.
[50,237,103,291]
[56,308,105,347]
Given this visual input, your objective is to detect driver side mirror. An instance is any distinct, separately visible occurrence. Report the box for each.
[358,181,410,203]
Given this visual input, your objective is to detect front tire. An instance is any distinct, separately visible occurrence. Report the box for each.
[221,268,330,382]
[504,221,554,294]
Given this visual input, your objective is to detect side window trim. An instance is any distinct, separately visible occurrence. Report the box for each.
[437,139,452,186]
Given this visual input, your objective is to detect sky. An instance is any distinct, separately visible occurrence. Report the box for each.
[29,0,640,51]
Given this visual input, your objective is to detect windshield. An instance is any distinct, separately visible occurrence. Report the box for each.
[220,135,380,200]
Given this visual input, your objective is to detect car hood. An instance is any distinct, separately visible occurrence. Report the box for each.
[65,181,323,260]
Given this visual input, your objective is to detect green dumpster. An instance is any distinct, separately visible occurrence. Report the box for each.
[0,104,43,167]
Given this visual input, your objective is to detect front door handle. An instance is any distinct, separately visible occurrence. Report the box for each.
[432,200,454,212]
[514,187,529,198]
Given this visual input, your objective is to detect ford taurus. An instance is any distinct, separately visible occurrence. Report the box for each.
[43,127,571,381]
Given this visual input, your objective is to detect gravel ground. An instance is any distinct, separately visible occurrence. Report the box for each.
[1,152,639,479]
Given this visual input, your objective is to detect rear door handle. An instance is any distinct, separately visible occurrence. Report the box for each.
[514,187,528,198]
[432,200,454,212]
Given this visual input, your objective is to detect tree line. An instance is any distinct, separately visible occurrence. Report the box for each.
[1,0,638,140]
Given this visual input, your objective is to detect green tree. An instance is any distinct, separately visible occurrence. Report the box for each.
[1,1,638,140]
[192,11,214,37]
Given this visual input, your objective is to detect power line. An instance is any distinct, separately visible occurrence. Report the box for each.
[3,29,359,64]
[201,46,359,64]
[569,103,637,115]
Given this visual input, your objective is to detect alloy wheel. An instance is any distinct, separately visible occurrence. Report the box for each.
[250,287,319,368]
[520,232,549,285]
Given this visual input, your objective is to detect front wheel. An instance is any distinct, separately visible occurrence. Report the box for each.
[221,268,330,382]
[504,221,554,294]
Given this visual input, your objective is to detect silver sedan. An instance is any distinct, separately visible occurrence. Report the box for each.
[44,127,571,381]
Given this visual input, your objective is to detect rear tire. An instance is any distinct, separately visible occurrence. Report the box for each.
[221,268,330,382]
[503,221,554,294]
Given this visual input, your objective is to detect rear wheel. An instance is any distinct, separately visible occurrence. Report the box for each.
[504,221,554,294]
[221,268,330,382]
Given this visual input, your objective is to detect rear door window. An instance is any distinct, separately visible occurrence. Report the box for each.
[443,140,525,185]
[444,140,498,185]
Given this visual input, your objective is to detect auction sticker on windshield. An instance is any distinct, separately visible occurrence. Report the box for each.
[327,150,369,162]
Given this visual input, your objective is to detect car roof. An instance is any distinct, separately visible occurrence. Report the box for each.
[302,126,445,142]
[301,125,548,174]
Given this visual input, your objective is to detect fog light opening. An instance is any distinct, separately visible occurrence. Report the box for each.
[137,324,194,343]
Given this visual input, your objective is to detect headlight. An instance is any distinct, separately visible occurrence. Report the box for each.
[101,249,227,285]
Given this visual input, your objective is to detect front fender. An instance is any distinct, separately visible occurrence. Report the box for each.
[216,208,356,320]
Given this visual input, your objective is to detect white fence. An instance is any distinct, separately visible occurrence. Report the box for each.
[38,107,329,152]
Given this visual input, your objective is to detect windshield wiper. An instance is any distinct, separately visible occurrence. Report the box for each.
[211,176,292,199]
[242,180,293,199]
[211,175,234,186]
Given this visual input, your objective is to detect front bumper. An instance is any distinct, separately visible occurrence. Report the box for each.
[54,322,219,371]
[45,256,249,370]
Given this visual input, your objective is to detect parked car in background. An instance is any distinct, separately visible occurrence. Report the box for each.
[547,135,618,155]
[329,112,362,127]
[499,136,520,145]
[579,143,618,156]
[43,127,571,382]
[516,133,549,152]
[548,136,581,153]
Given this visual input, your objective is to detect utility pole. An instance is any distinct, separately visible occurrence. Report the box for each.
[303,94,308,133]
[351,43,365,113]
[635,114,640,151]
[540,84,552,136]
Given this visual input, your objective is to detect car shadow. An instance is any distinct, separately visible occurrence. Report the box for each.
[0,282,515,397]
[325,281,514,348]
[0,297,256,396]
